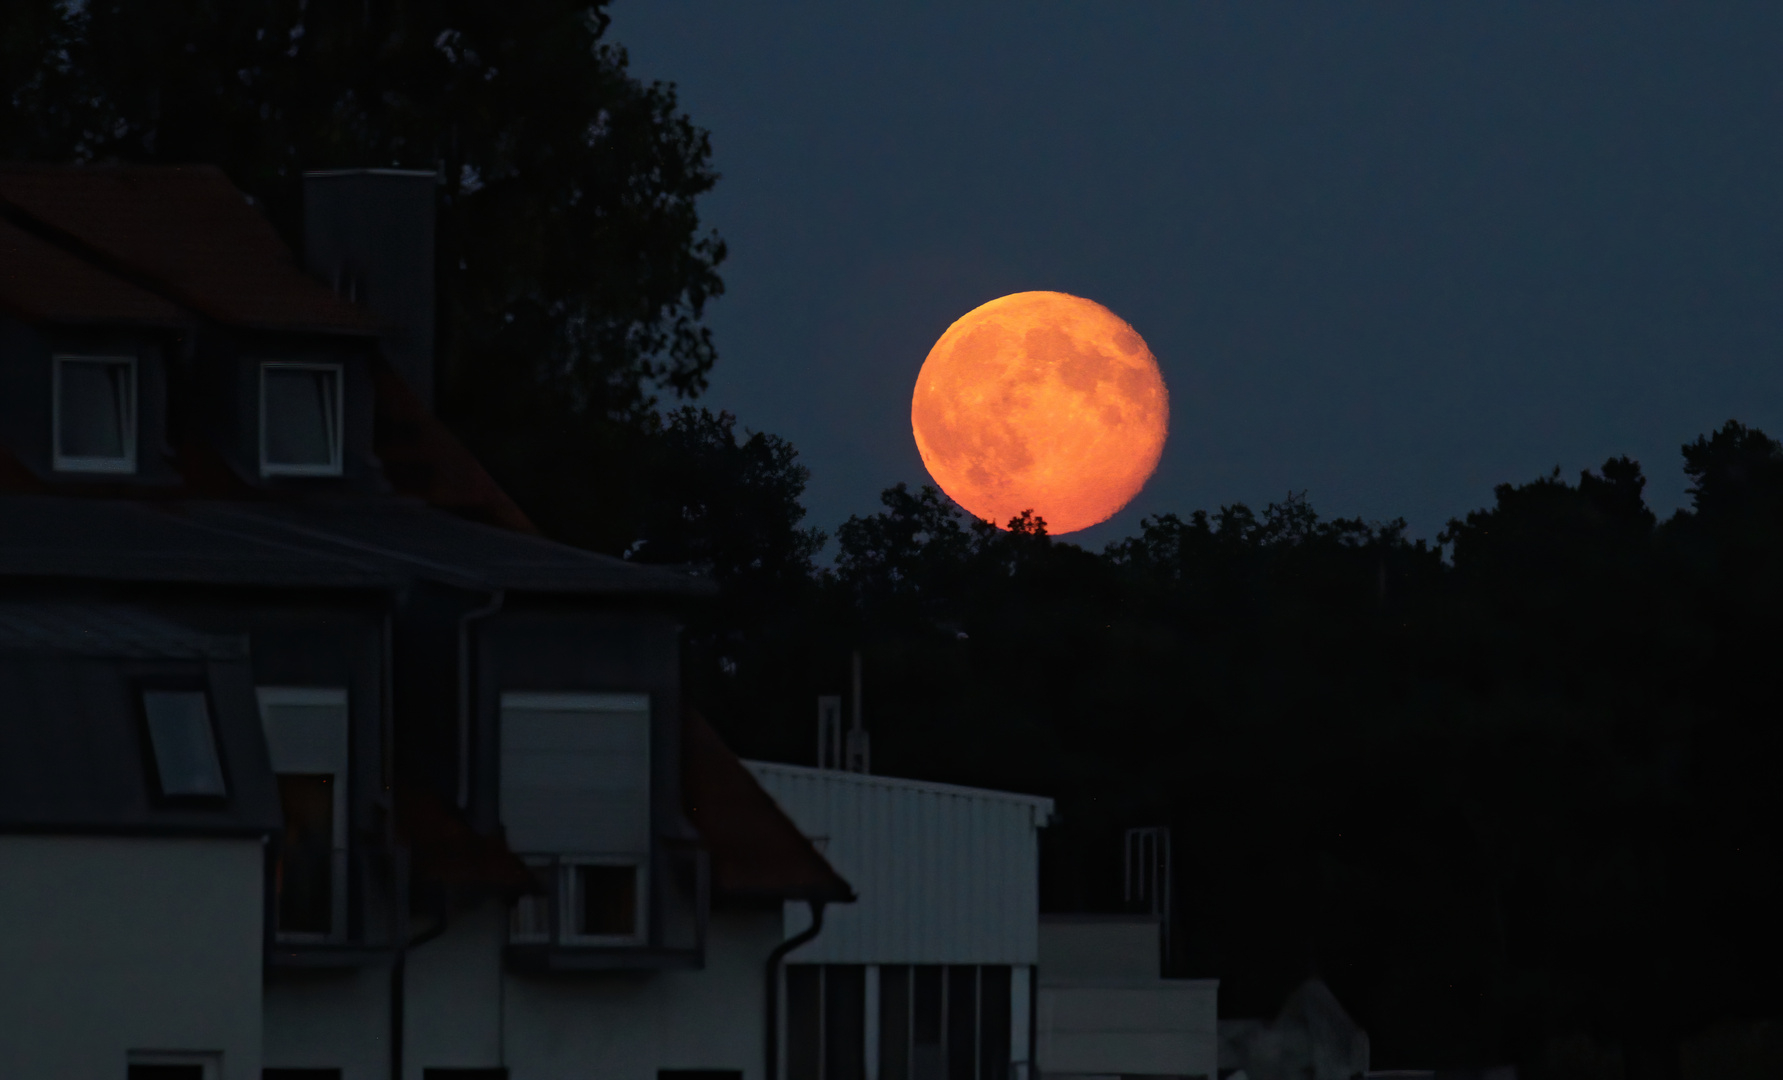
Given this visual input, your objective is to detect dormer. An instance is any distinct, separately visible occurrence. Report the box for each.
[192,327,381,490]
[0,211,186,485]
[0,164,388,492]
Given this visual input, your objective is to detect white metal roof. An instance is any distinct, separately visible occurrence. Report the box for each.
[745,761,1055,965]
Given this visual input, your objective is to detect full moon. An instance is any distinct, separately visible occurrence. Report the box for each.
[911,291,1169,534]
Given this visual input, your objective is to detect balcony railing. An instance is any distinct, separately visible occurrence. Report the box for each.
[507,846,708,971]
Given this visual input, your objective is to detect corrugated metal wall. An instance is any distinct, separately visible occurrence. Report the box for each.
[744,762,1054,965]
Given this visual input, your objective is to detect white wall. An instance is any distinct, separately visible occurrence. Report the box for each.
[1039,918,1161,981]
[747,762,1053,966]
[1037,918,1219,1080]
[263,965,389,1080]
[0,834,265,1080]
[405,901,507,1076]
[1037,981,1219,1078]
[504,908,780,1080]
[389,902,781,1080]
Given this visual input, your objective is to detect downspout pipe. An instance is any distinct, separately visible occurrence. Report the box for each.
[765,900,827,1080]
[456,590,504,809]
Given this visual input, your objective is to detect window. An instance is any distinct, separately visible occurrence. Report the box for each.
[258,687,349,939]
[510,856,646,945]
[569,859,641,940]
[276,774,336,934]
[127,1051,219,1080]
[260,362,343,476]
[500,691,652,948]
[142,690,227,798]
[53,354,136,473]
[867,966,1019,1080]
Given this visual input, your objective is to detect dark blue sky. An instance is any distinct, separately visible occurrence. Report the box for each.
[610,3,1783,548]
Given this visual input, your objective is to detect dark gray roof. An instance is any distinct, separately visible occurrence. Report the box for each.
[0,601,247,659]
[0,495,712,597]
[0,605,280,836]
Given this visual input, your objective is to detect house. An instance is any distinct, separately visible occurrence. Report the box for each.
[743,759,1055,1080]
[0,162,852,1080]
[1035,914,1220,1080]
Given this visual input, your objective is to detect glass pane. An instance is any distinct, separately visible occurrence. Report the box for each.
[787,965,822,1080]
[141,690,225,797]
[978,967,1012,1080]
[947,966,978,1080]
[574,863,637,936]
[264,366,339,467]
[880,965,911,1080]
[58,358,130,460]
[913,966,944,1080]
[277,773,335,934]
[825,965,866,1080]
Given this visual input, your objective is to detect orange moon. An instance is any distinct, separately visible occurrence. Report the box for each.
[911,291,1169,534]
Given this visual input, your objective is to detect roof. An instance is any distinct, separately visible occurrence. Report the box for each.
[0,216,187,327]
[0,163,372,335]
[0,601,245,659]
[395,780,539,900]
[0,493,712,597]
[744,760,1052,964]
[371,357,537,533]
[0,604,281,837]
[745,760,1056,823]
[681,710,854,904]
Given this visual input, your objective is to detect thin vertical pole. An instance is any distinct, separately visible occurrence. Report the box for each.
[866,965,881,1080]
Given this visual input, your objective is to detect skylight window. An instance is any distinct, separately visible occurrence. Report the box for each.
[53,355,137,473]
[141,690,227,798]
[260,361,343,476]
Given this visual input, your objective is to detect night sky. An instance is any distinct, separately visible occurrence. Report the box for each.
[611,3,1783,549]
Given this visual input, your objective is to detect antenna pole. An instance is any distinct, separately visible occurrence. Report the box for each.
[845,650,871,773]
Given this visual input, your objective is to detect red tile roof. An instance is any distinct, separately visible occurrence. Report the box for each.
[0,216,187,327]
[0,163,372,335]
[682,709,855,904]
[395,780,540,900]
[371,358,538,533]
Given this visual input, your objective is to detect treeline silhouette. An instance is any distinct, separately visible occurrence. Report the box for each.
[665,417,1783,1079]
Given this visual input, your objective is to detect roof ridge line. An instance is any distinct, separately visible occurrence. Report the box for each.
[743,759,1056,811]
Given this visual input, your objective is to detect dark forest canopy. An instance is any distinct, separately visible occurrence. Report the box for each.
[694,423,1783,1079]
[8,5,1782,1076]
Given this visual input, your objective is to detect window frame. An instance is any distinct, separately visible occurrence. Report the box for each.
[51,353,137,474]
[138,686,229,802]
[258,360,345,477]
[509,853,650,947]
[126,1049,221,1080]
[257,685,351,942]
[560,853,648,946]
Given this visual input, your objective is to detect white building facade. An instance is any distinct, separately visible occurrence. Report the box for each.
[745,762,1055,1080]
[1036,915,1220,1080]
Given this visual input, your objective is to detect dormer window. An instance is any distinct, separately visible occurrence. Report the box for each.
[53,355,137,473]
[260,361,343,476]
